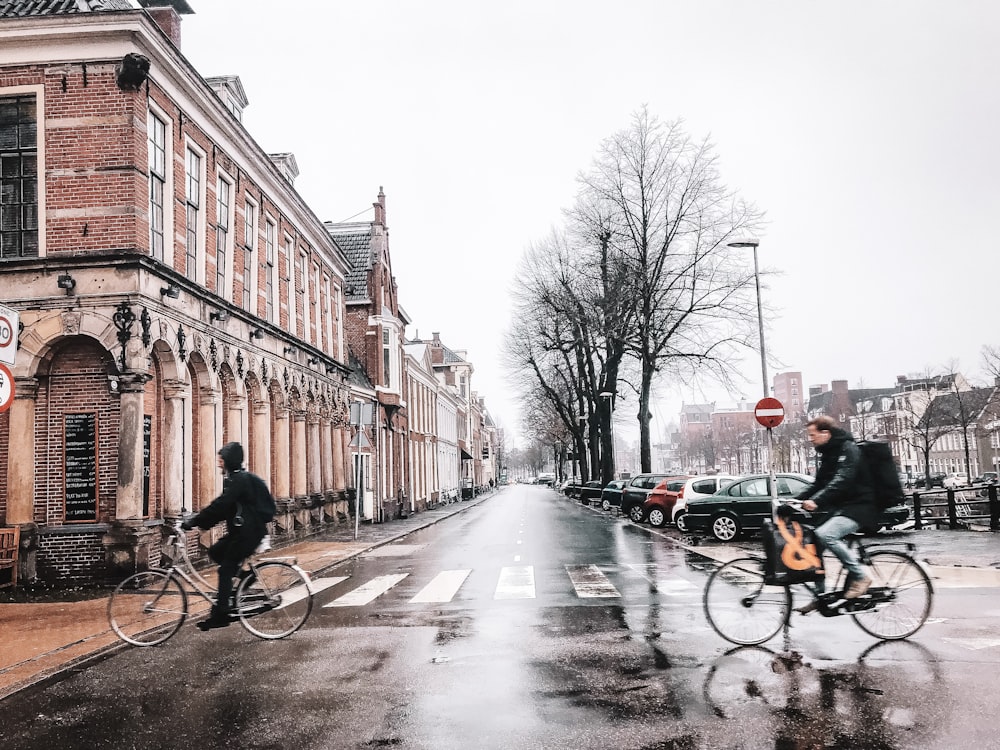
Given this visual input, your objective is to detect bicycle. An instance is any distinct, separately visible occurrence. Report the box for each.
[108,520,314,646]
[703,528,934,646]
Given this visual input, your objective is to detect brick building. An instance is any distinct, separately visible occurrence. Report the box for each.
[0,1,356,585]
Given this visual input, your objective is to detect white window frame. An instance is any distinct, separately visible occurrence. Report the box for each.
[184,142,206,284]
[0,84,45,259]
[242,197,258,313]
[264,216,277,323]
[215,173,234,301]
[297,249,309,338]
[147,106,171,264]
[284,234,296,330]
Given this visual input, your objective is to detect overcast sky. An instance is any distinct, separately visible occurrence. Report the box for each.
[182,1,1000,443]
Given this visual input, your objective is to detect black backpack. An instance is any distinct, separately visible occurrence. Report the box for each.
[857,441,905,509]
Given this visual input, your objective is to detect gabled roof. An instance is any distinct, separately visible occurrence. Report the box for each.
[0,0,134,14]
[325,222,372,303]
[346,351,373,391]
[924,386,997,428]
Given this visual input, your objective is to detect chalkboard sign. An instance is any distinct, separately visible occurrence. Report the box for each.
[64,412,97,522]
[143,415,151,516]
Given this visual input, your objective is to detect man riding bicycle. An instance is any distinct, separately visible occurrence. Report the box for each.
[181,442,275,630]
[794,415,878,614]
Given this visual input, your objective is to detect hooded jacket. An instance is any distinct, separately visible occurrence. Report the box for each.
[798,427,879,529]
[186,442,273,558]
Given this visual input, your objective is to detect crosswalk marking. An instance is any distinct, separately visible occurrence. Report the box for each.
[565,564,621,598]
[275,575,346,609]
[627,564,699,595]
[494,565,535,599]
[409,569,472,603]
[324,573,409,607]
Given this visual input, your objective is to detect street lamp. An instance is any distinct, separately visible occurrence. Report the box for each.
[728,238,776,502]
[599,391,616,480]
[728,239,767,398]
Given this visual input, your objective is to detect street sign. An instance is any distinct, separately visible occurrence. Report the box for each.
[0,303,19,367]
[754,397,785,428]
[0,362,14,413]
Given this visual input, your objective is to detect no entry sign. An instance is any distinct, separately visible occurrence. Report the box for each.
[755,397,784,428]
[0,362,14,414]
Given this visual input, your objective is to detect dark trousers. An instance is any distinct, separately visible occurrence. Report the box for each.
[208,535,246,615]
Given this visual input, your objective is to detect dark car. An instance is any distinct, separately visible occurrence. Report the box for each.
[621,473,688,523]
[600,479,627,511]
[912,473,946,489]
[576,480,604,505]
[684,473,911,542]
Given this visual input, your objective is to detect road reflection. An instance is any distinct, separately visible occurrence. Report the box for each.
[703,640,945,748]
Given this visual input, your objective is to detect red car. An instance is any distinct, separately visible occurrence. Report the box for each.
[641,477,690,528]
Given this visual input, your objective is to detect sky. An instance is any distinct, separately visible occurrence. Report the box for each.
[181,1,1000,445]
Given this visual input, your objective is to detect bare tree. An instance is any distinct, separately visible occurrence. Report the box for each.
[576,108,765,473]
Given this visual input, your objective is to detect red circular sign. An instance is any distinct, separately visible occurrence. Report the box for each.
[0,362,14,414]
[754,397,784,428]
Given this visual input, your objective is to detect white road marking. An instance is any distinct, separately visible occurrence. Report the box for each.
[942,637,1000,650]
[273,576,346,609]
[565,564,621,598]
[323,573,409,607]
[627,564,699,595]
[494,565,535,599]
[362,544,427,558]
[409,569,472,603]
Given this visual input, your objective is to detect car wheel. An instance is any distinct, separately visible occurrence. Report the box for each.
[602,498,611,511]
[648,508,667,528]
[628,504,646,523]
[674,511,689,532]
[711,513,740,542]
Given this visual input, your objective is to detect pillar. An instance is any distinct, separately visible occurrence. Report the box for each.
[7,378,38,582]
[161,379,189,518]
[273,406,290,500]
[292,409,307,499]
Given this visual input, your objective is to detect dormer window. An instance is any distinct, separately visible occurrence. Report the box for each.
[205,76,248,123]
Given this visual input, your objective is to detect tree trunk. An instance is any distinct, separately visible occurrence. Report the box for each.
[638,361,655,473]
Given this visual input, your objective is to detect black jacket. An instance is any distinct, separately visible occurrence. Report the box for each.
[187,469,272,558]
[798,427,879,529]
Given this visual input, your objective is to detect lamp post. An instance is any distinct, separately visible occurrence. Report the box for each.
[729,239,776,503]
[599,391,616,481]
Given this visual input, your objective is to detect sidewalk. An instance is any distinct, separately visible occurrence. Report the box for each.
[0,492,498,701]
[1,490,998,701]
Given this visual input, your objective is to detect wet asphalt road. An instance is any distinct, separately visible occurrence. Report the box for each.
[2,485,1000,749]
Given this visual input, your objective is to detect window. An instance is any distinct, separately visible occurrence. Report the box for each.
[184,149,202,281]
[264,219,276,322]
[215,177,232,298]
[382,328,391,387]
[147,112,166,261]
[0,94,38,259]
[242,199,257,312]
[296,250,307,336]
[285,236,295,330]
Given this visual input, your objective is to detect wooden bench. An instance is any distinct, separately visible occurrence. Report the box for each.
[0,526,19,589]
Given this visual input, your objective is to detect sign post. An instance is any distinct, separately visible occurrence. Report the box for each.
[755,398,785,508]
[0,303,19,367]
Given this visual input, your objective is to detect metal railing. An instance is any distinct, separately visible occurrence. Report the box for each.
[910,483,1000,531]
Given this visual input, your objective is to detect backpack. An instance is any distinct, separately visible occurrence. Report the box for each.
[857,440,905,509]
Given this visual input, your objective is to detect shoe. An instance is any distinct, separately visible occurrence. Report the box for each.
[844,576,872,599]
[794,600,821,615]
[197,609,232,631]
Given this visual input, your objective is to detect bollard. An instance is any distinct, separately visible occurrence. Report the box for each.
[912,491,923,530]
[990,484,999,532]
[947,488,959,530]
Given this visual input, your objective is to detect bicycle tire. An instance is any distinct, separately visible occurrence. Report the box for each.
[703,557,791,646]
[108,569,187,646]
[851,550,933,640]
[236,561,313,639]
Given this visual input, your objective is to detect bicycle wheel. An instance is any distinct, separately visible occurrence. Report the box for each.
[851,551,933,640]
[704,557,791,646]
[108,569,187,646]
[236,561,313,639]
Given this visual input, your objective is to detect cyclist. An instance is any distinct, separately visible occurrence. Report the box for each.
[794,415,877,614]
[181,442,275,630]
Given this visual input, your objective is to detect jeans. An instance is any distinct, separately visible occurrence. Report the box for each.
[813,514,866,593]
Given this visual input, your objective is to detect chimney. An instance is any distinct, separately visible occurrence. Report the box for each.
[897,375,907,385]
[373,187,386,226]
[832,380,848,395]
[138,1,193,49]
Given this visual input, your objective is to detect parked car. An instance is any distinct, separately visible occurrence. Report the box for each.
[537,472,556,487]
[913,473,946,488]
[621,473,688,523]
[560,477,582,497]
[600,479,627,511]
[642,476,690,527]
[576,480,604,505]
[684,473,911,542]
[670,474,741,531]
[942,472,969,489]
[974,471,998,484]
